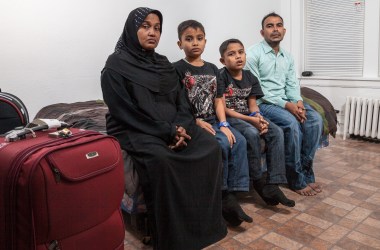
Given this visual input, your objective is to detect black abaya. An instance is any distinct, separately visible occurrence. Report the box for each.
[101,66,226,249]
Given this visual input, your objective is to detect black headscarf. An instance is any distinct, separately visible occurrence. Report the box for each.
[104,7,178,94]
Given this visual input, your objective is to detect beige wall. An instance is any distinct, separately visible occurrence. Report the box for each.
[0,0,281,118]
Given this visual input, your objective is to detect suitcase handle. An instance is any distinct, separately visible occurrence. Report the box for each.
[4,125,49,142]
[4,119,70,142]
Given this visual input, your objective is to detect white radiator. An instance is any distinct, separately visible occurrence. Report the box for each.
[343,96,380,140]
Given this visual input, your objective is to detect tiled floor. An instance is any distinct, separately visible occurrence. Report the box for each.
[123,136,380,250]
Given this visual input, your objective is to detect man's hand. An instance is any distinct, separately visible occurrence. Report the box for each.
[169,126,191,150]
[220,126,236,148]
[296,101,307,123]
[285,101,306,123]
[196,119,216,135]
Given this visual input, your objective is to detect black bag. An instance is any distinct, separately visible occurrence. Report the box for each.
[0,89,29,135]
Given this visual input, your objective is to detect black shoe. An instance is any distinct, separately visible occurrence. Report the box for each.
[222,210,243,227]
[253,177,279,206]
[262,184,295,207]
[222,192,253,226]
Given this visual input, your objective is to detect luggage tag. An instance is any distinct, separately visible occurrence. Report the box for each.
[28,118,62,129]
[48,128,73,138]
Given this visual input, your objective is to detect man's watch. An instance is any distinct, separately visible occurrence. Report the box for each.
[218,121,230,128]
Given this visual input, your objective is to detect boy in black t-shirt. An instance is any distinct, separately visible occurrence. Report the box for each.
[218,38,295,207]
[173,20,253,226]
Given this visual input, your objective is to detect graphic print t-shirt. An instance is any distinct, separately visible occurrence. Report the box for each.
[173,60,223,121]
[218,67,264,115]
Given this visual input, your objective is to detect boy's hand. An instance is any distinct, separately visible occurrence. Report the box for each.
[220,126,236,148]
[248,116,269,135]
[258,117,269,135]
[196,119,216,135]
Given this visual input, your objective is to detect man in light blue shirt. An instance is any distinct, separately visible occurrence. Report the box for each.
[245,12,323,196]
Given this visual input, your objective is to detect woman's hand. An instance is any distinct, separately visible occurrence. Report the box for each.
[169,126,191,150]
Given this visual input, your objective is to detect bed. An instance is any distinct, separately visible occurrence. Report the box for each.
[34,87,337,236]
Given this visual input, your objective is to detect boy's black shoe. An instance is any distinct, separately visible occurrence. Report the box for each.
[262,184,295,207]
[253,175,296,207]
[253,176,280,206]
[222,192,253,226]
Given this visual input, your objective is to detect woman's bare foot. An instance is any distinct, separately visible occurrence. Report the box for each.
[308,183,322,193]
[294,186,317,196]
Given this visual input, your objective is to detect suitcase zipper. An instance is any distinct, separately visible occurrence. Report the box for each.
[48,240,61,250]
[7,137,64,249]
[52,167,61,182]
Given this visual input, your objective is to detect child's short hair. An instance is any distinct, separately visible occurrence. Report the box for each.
[219,38,244,57]
[261,12,283,29]
[177,20,205,40]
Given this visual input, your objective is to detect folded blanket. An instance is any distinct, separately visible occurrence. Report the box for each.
[301,87,337,137]
[34,100,107,133]
[302,96,329,136]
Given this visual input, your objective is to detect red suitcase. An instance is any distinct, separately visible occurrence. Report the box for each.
[0,128,125,250]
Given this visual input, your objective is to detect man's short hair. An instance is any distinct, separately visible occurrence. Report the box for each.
[261,12,283,29]
[219,38,244,57]
[177,20,205,40]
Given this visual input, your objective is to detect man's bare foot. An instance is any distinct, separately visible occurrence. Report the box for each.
[294,186,316,196]
[308,183,322,193]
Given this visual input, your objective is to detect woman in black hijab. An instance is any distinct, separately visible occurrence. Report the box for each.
[101,7,227,250]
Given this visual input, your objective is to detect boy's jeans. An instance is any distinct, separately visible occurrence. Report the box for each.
[212,123,250,192]
[227,117,287,185]
[259,103,323,190]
